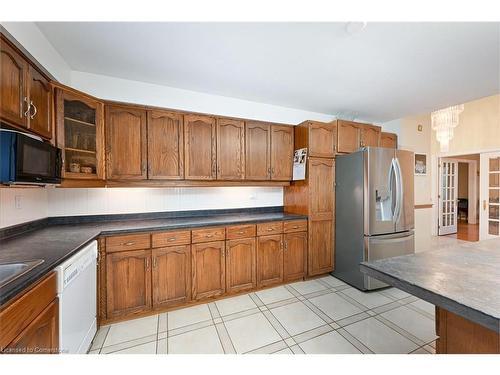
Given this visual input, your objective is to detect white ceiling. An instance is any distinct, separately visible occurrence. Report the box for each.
[36,22,500,122]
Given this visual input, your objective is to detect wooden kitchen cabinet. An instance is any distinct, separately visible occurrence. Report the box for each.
[337,120,360,153]
[55,87,105,180]
[270,125,294,180]
[147,110,184,179]
[216,118,245,180]
[309,158,335,219]
[245,121,271,180]
[0,35,53,140]
[380,132,398,149]
[295,121,337,158]
[152,245,191,308]
[256,234,283,288]
[106,249,152,318]
[191,241,226,300]
[6,299,59,354]
[27,66,52,139]
[184,114,216,180]
[225,238,256,294]
[308,218,334,275]
[0,37,28,129]
[284,231,307,282]
[360,125,381,148]
[105,105,147,180]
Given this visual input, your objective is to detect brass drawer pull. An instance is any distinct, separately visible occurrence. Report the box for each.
[292,226,299,229]
[206,234,213,238]
[238,231,244,234]
[267,228,274,231]
[123,241,135,246]
[168,237,176,241]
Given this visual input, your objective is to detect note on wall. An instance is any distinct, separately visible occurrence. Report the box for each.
[292,148,307,180]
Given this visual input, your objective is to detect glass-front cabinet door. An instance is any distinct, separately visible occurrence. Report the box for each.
[480,152,500,240]
[55,87,104,180]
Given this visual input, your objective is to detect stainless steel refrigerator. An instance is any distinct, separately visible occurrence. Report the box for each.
[332,147,415,290]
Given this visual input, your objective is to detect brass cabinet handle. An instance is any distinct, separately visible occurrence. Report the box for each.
[267,228,274,231]
[168,237,176,242]
[123,241,135,246]
[146,258,150,269]
[284,241,288,251]
[29,101,37,119]
[23,97,30,117]
[483,200,487,210]
[206,234,213,238]
[238,231,244,234]
[153,257,157,268]
[292,226,298,229]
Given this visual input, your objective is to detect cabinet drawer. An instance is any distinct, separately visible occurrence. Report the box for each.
[257,221,283,236]
[284,220,308,233]
[226,224,256,240]
[152,230,191,247]
[191,227,225,243]
[105,233,151,253]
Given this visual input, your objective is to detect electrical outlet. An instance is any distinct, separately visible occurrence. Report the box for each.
[249,193,257,201]
[14,195,22,209]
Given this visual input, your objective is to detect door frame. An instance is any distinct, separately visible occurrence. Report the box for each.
[480,151,500,241]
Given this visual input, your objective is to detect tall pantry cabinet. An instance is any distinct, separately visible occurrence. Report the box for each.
[284,120,337,276]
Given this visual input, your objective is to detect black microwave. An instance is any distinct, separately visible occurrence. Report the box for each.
[0,129,62,185]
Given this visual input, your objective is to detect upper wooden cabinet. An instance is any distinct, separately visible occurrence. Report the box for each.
[270,125,294,180]
[147,110,184,180]
[55,87,105,180]
[360,125,381,148]
[184,114,216,180]
[0,38,28,128]
[380,132,398,149]
[245,121,271,180]
[105,105,147,180]
[27,66,52,139]
[106,249,152,318]
[295,121,337,158]
[217,118,245,180]
[337,120,381,153]
[309,158,335,219]
[0,36,53,140]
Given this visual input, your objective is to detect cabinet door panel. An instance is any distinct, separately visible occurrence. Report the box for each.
[308,219,334,276]
[217,118,245,180]
[309,158,335,218]
[147,110,184,179]
[257,234,283,288]
[106,249,151,318]
[152,245,191,308]
[380,132,397,149]
[184,114,216,180]
[245,122,270,180]
[6,299,59,354]
[309,122,337,157]
[361,126,381,148]
[284,232,307,282]
[270,125,294,180]
[337,120,360,153]
[192,241,225,300]
[105,106,147,180]
[0,39,28,128]
[226,238,256,294]
[27,66,52,139]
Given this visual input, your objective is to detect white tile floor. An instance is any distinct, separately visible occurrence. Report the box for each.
[88,275,437,354]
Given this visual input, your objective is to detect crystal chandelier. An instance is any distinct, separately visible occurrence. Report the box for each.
[431,104,464,152]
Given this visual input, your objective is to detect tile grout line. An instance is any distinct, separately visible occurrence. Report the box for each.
[210,301,237,354]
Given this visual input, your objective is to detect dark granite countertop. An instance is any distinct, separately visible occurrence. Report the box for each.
[360,238,500,333]
[0,207,306,306]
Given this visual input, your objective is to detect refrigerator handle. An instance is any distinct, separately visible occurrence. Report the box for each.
[395,157,404,223]
[391,158,401,223]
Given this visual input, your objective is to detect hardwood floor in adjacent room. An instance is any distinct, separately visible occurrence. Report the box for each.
[447,220,479,242]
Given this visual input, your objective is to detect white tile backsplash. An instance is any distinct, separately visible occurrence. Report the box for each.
[0,187,48,228]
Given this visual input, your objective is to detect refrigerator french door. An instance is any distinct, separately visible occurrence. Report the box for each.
[333,147,415,291]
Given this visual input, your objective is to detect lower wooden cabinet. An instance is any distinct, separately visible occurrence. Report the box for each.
[106,249,152,318]
[152,245,191,308]
[225,238,256,294]
[6,299,59,354]
[257,234,284,288]
[308,219,334,276]
[192,241,226,300]
[284,232,307,282]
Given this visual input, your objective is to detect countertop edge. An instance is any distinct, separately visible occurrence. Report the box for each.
[360,263,500,333]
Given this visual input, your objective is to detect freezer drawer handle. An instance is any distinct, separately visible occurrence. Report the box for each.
[370,234,414,244]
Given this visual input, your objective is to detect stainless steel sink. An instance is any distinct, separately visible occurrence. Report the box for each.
[0,259,44,288]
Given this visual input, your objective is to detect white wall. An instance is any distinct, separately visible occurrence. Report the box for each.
[70,71,334,124]
[1,22,71,84]
[0,188,48,228]
[46,187,283,217]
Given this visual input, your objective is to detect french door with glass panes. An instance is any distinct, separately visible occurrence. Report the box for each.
[438,159,458,235]
[480,152,500,240]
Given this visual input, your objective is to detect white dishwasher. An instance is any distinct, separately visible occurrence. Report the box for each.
[55,240,98,354]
